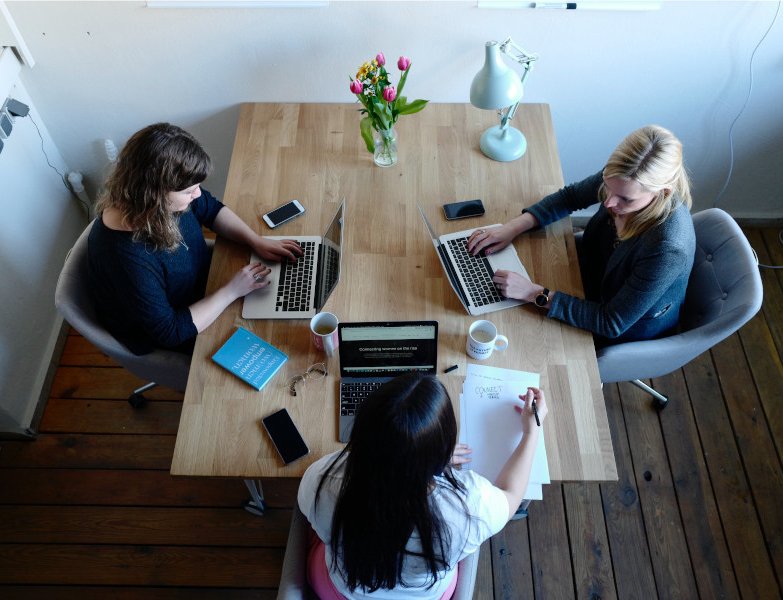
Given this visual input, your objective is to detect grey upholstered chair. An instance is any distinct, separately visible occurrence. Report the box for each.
[277,506,481,600]
[54,223,192,407]
[597,208,763,408]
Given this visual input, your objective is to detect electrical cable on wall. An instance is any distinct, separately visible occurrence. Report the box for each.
[712,1,782,270]
[26,111,92,220]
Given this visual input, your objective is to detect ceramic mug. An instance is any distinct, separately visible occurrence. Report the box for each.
[466,320,508,360]
[310,312,339,357]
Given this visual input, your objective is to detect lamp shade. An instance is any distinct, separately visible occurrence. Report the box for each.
[470,41,524,110]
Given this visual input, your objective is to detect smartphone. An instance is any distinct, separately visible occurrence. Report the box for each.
[261,408,310,465]
[262,200,305,229]
[443,199,485,220]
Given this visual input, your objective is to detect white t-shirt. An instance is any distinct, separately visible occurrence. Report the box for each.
[297,451,509,600]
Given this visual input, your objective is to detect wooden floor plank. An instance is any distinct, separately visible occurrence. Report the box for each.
[618,380,699,599]
[748,229,783,360]
[563,482,617,600]
[710,333,783,583]
[58,334,118,367]
[474,539,495,600]
[0,544,282,587]
[683,351,779,599]
[0,434,175,470]
[489,518,533,600]
[599,383,657,599]
[0,469,298,509]
[654,368,740,599]
[0,505,290,547]
[50,367,183,401]
[40,399,182,435]
[0,587,275,600]
[527,484,575,598]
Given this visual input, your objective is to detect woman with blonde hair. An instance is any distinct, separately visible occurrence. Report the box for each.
[468,125,695,346]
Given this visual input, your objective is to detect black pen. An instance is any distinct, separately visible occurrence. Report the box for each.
[532,399,541,427]
[444,364,458,374]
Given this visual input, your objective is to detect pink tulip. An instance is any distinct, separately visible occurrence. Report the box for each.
[349,79,363,94]
[397,56,411,71]
[382,86,397,102]
[376,52,386,66]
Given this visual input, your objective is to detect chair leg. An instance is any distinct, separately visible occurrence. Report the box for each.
[128,382,157,408]
[630,379,669,410]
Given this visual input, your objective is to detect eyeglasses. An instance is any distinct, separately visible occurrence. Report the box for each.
[287,363,328,397]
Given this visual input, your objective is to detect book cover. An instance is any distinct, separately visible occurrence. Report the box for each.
[212,327,288,391]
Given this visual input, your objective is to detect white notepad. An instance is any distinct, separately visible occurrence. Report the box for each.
[459,364,550,500]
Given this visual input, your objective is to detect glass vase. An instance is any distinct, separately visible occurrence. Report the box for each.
[373,126,398,167]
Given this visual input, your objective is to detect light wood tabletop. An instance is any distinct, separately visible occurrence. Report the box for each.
[170,103,617,483]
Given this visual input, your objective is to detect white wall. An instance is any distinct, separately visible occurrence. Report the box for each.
[5,0,783,219]
[0,47,86,434]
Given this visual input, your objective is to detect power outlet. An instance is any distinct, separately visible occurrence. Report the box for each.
[0,111,12,139]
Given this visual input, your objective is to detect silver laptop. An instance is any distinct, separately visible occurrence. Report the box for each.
[337,321,438,442]
[418,205,529,316]
[242,201,344,319]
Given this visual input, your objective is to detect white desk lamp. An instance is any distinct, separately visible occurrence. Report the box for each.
[470,38,538,162]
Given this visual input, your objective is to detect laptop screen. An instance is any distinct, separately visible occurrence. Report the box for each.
[314,202,344,310]
[338,321,438,378]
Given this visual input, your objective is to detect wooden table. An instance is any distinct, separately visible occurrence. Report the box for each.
[171,103,617,488]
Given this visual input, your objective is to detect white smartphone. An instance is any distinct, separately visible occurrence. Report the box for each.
[262,199,305,229]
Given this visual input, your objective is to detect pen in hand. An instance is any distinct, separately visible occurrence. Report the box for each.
[532,398,541,427]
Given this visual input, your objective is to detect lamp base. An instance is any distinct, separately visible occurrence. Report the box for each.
[479,125,527,162]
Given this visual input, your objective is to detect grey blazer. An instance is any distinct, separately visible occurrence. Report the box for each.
[525,172,696,346]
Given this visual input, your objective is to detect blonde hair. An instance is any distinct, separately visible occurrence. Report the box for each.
[600,125,691,241]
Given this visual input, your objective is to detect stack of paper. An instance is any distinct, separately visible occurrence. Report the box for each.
[459,363,550,500]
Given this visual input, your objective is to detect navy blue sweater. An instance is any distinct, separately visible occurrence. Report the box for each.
[88,190,224,355]
[526,172,695,346]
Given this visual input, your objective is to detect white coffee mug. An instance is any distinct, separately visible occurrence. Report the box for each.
[466,320,508,360]
[310,312,339,357]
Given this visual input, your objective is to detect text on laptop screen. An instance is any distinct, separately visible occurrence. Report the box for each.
[340,324,437,375]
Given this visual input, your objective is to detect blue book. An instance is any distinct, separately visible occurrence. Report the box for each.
[212,327,288,391]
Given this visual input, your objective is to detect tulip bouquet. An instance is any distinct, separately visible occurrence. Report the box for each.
[349,53,428,158]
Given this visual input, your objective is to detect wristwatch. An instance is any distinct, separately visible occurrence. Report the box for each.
[535,287,551,308]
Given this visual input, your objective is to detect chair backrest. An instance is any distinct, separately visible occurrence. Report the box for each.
[54,223,190,392]
[597,208,763,383]
[277,506,480,600]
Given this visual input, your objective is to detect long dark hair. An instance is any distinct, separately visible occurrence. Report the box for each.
[96,122,212,251]
[316,373,466,592]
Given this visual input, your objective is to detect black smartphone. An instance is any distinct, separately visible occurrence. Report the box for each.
[261,409,310,465]
[443,199,485,220]
[262,199,305,229]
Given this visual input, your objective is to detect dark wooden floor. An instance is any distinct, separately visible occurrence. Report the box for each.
[1,227,782,599]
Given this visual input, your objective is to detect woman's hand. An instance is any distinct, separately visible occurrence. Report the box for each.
[493,270,538,302]
[253,238,302,262]
[451,443,473,467]
[225,263,273,300]
[467,212,538,256]
[467,224,517,256]
[515,387,548,435]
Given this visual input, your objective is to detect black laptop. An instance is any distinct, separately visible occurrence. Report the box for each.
[337,321,438,442]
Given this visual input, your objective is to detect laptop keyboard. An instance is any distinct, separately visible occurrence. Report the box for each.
[447,237,504,307]
[340,381,384,416]
[275,241,315,312]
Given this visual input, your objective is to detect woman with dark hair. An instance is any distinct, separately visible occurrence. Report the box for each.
[297,373,547,599]
[468,125,695,347]
[88,122,301,355]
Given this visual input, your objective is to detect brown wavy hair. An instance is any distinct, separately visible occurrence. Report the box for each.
[96,123,212,251]
[600,125,692,241]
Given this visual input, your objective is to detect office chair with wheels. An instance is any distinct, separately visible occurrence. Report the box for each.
[596,208,763,408]
[54,223,192,408]
[277,506,481,600]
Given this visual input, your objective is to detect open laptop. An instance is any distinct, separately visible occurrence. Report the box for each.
[417,205,529,316]
[242,201,345,319]
[337,321,438,442]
